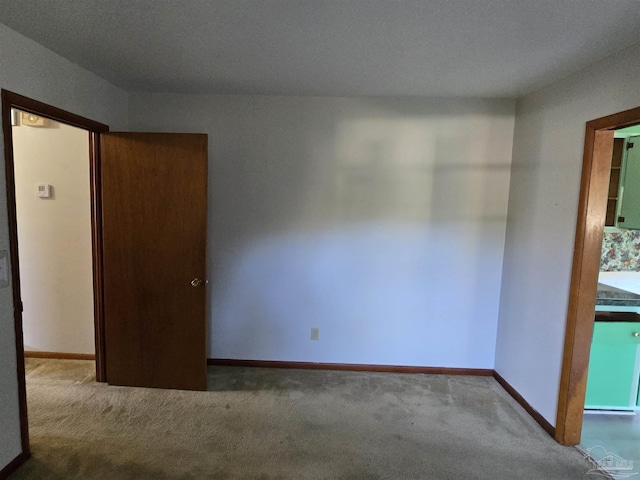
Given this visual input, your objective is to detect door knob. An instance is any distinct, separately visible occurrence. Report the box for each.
[633,332,640,338]
[191,278,205,287]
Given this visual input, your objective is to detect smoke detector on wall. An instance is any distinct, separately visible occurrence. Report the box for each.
[21,112,48,127]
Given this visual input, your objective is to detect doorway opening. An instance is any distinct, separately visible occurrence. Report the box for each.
[556,105,640,446]
[1,89,109,456]
[12,108,96,362]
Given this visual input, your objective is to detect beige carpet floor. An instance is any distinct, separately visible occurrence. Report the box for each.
[11,358,594,479]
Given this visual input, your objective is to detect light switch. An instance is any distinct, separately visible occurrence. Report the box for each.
[0,250,9,288]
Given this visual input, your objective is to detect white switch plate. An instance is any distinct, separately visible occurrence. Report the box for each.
[0,250,9,288]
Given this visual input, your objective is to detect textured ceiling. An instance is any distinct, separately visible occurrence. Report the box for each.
[1,0,640,97]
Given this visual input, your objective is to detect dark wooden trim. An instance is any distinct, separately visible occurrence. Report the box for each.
[1,89,109,461]
[208,358,494,376]
[557,127,613,445]
[24,351,96,361]
[2,90,108,132]
[557,106,640,446]
[0,451,30,480]
[89,132,107,382]
[2,89,30,456]
[493,371,556,437]
[586,105,640,131]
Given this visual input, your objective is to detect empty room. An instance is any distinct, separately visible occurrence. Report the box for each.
[2,1,640,479]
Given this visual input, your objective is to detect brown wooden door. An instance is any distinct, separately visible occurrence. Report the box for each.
[101,132,207,391]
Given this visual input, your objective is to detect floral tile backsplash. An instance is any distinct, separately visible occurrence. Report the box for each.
[601,229,640,271]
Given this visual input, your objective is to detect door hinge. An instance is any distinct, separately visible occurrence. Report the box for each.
[627,142,634,150]
[619,216,626,223]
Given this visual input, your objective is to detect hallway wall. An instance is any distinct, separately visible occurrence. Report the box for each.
[13,118,94,355]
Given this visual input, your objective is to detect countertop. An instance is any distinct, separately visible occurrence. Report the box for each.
[596,283,640,307]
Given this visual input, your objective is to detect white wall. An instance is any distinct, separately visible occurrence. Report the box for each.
[495,45,640,426]
[0,24,127,471]
[13,119,94,355]
[129,94,515,368]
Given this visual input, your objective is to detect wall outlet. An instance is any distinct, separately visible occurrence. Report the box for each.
[310,327,319,341]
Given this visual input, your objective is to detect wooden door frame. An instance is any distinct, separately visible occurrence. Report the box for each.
[1,90,109,455]
[556,105,640,445]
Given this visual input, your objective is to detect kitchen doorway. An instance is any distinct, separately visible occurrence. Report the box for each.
[575,125,640,475]
[557,105,640,446]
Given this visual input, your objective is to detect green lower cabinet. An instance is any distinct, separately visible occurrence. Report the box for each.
[585,322,640,410]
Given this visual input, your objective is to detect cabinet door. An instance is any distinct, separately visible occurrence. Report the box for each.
[585,322,640,409]
[618,136,640,229]
[606,138,624,226]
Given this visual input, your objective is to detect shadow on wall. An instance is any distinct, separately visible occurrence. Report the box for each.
[206,99,513,367]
